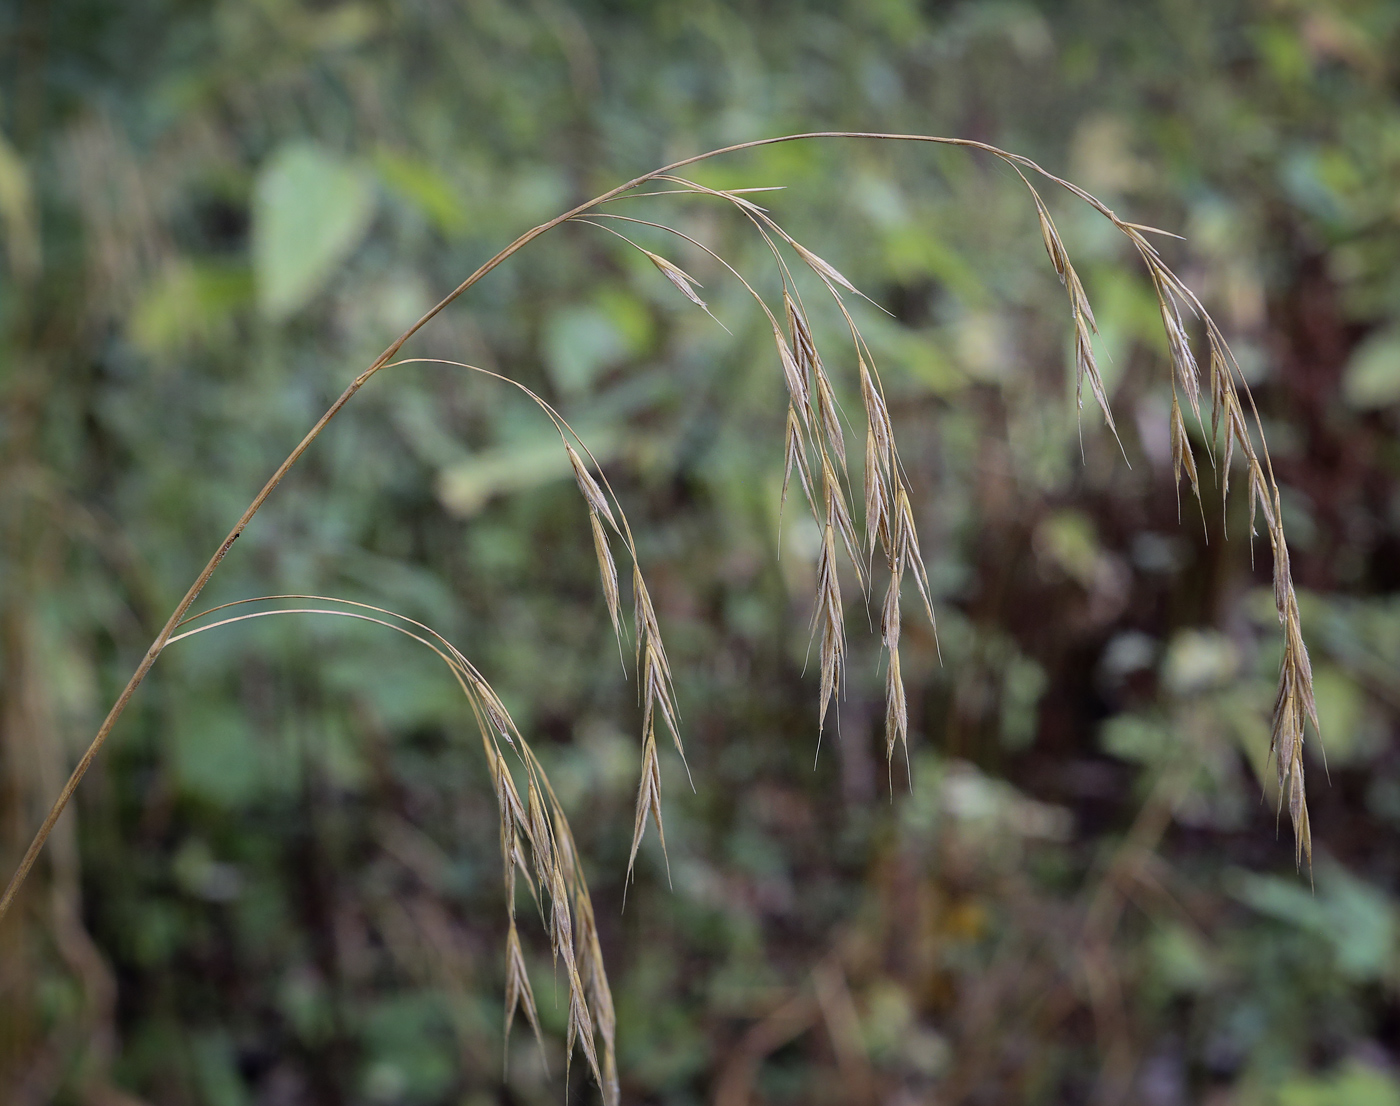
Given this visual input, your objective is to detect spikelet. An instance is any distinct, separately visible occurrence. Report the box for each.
[566,958,603,1091]
[619,562,683,881]
[1028,187,1120,444]
[877,486,921,775]
[633,568,681,753]
[782,404,816,515]
[1170,391,1201,517]
[525,775,556,893]
[814,367,847,474]
[530,861,601,1092]
[491,751,533,913]
[551,804,579,887]
[859,401,935,784]
[791,240,862,297]
[1067,266,1098,333]
[858,358,893,476]
[631,569,669,683]
[1034,194,1070,282]
[1290,612,1320,738]
[547,864,575,970]
[1158,294,1202,420]
[1223,403,1252,512]
[641,636,681,750]
[881,569,902,653]
[572,882,619,1105]
[1072,287,1119,442]
[478,681,518,748]
[785,291,820,373]
[813,515,846,735]
[893,486,935,628]
[885,645,907,763]
[859,359,895,554]
[819,450,864,589]
[1209,334,1229,441]
[773,324,810,425]
[864,425,888,559]
[786,294,848,475]
[1270,634,1314,870]
[1248,458,1275,541]
[565,442,618,533]
[627,725,668,885]
[503,922,543,1070]
[641,248,707,309]
[590,510,623,646]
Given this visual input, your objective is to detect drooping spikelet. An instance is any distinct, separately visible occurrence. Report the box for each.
[502,922,542,1072]
[813,514,846,736]
[590,510,622,647]
[1170,391,1201,517]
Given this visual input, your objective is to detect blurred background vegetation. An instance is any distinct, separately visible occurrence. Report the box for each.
[3,0,1400,1103]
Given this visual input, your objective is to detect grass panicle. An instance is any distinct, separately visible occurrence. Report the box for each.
[0,133,1323,1103]
[155,596,620,1100]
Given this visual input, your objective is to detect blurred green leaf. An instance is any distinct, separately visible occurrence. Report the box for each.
[192,1031,251,1106]
[0,129,38,278]
[1163,630,1240,696]
[374,148,466,235]
[1102,712,1176,764]
[1343,326,1400,409]
[1310,664,1365,764]
[436,425,623,517]
[1278,1060,1400,1106]
[130,261,252,355]
[254,143,376,320]
[544,305,629,396]
[1232,862,1397,983]
[172,706,260,808]
[1034,509,1100,588]
[1149,924,1216,994]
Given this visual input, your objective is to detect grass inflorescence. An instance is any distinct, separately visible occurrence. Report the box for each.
[0,132,1319,1098]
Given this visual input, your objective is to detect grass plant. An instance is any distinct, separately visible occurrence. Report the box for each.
[0,132,1320,1101]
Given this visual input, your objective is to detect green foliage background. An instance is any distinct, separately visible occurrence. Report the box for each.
[3,0,1400,1103]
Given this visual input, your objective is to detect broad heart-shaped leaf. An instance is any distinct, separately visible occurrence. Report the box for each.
[253,143,375,320]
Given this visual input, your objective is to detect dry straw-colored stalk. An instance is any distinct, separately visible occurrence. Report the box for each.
[0,132,1319,1096]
